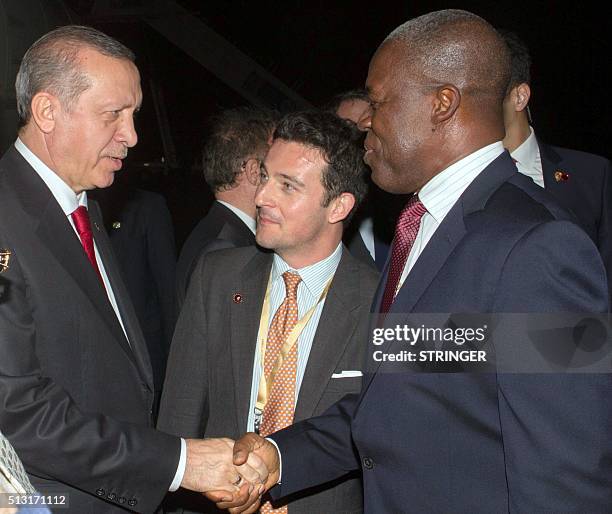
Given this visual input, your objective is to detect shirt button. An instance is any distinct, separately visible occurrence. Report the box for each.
[362,456,374,469]
[96,488,105,496]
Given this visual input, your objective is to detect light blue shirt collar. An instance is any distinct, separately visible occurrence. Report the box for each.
[271,242,342,299]
[14,138,87,215]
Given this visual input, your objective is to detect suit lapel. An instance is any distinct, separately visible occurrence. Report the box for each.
[362,152,517,393]
[3,148,140,370]
[294,250,363,421]
[230,251,272,432]
[539,140,568,197]
[89,201,153,388]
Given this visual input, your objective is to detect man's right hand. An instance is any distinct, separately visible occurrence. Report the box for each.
[180,438,268,495]
[205,433,281,513]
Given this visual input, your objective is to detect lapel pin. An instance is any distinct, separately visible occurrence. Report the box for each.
[0,248,11,273]
[112,221,121,229]
[554,170,570,182]
[233,293,244,304]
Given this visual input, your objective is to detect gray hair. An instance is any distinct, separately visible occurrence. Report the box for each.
[15,25,135,127]
[383,9,510,102]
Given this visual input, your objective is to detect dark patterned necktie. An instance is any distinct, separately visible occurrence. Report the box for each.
[380,195,427,313]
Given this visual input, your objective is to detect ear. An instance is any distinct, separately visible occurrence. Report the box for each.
[431,85,461,127]
[513,82,531,112]
[30,92,59,134]
[328,192,356,224]
[244,158,261,186]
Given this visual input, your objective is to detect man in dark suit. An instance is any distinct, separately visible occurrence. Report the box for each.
[176,107,276,304]
[214,10,612,513]
[0,25,268,514]
[159,111,378,513]
[92,185,178,420]
[501,30,612,301]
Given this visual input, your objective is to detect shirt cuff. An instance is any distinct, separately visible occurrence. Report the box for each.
[266,437,282,483]
[169,438,187,491]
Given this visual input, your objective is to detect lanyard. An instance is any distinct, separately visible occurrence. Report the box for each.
[254,273,334,425]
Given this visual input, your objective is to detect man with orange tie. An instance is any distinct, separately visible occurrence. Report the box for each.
[159,111,379,513]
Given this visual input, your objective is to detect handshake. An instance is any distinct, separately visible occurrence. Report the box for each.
[180,433,281,514]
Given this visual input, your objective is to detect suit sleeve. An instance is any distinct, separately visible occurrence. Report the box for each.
[158,254,210,438]
[492,220,612,512]
[0,246,181,514]
[269,391,362,500]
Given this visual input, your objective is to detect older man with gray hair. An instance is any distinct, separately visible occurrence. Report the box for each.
[0,25,266,514]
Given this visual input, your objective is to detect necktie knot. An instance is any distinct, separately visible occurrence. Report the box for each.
[380,195,426,314]
[397,195,427,228]
[71,205,92,236]
[71,205,104,287]
[282,271,301,298]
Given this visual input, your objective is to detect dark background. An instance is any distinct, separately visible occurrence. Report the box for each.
[1,0,609,245]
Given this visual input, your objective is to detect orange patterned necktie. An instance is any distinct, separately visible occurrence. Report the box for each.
[259,271,301,514]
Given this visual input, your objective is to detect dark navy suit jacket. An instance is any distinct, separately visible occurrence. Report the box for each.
[270,152,612,513]
[538,141,612,304]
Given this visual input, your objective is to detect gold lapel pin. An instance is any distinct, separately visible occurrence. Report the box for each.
[0,248,11,274]
[112,221,121,229]
[233,293,244,304]
[554,170,570,182]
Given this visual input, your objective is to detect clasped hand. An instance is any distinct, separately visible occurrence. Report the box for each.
[192,434,281,514]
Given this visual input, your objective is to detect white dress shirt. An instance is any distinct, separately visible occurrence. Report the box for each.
[510,126,544,188]
[247,243,342,432]
[14,139,186,492]
[397,141,506,291]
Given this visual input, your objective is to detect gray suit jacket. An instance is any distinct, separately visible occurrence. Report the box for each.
[158,246,379,513]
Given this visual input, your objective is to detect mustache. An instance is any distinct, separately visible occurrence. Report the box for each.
[103,148,128,159]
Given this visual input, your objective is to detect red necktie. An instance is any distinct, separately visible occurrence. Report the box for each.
[71,206,104,286]
[380,195,427,313]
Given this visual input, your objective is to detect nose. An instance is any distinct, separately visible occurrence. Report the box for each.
[254,179,273,208]
[358,106,372,131]
[116,112,138,148]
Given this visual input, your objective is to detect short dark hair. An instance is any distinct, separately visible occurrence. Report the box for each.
[273,110,368,222]
[203,106,277,192]
[16,25,135,127]
[324,89,370,114]
[498,29,531,90]
[384,10,511,107]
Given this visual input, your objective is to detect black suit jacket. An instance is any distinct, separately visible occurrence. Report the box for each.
[0,147,180,513]
[159,246,379,513]
[93,188,178,415]
[270,152,611,513]
[538,141,612,302]
[176,201,255,305]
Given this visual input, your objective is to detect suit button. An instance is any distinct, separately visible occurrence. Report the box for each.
[107,492,116,500]
[128,498,138,507]
[96,488,105,496]
[118,497,126,504]
[362,457,374,469]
